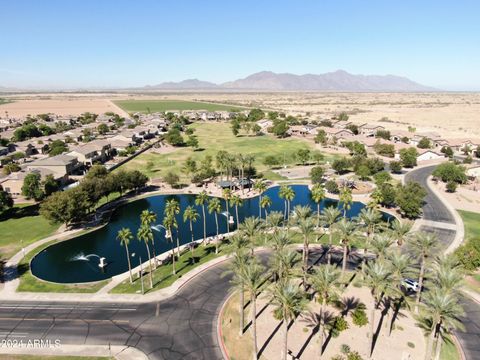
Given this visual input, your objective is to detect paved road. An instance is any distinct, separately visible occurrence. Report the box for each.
[0,262,231,360]
[407,165,480,360]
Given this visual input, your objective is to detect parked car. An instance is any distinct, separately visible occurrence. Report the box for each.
[402,278,419,292]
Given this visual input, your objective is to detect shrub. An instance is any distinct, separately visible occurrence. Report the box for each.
[407,342,415,349]
[329,316,349,338]
[446,181,458,193]
[325,180,339,194]
[433,162,467,184]
[373,171,392,186]
[332,157,351,174]
[340,344,351,354]
[389,160,403,174]
[310,166,325,184]
[454,237,480,270]
[347,351,364,360]
[352,308,368,327]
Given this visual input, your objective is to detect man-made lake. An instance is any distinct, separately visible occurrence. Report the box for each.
[31,185,387,283]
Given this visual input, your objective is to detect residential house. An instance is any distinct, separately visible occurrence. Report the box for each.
[416,148,444,162]
[68,139,112,166]
[358,124,385,137]
[321,127,355,141]
[0,168,57,197]
[27,154,82,178]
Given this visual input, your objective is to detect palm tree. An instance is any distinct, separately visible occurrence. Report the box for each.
[195,191,209,244]
[228,248,250,335]
[310,264,343,357]
[260,195,272,220]
[230,194,243,230]
[279,185,289,222]
[283,186,296,221]
[370,233,395,262]
[291,205,312,224]
[391,219,413,247]
[268,229,291,252]
[333,218,362,274]
[358,208,382,264]
[408,231,438,312]
[239,216,264,251]
[208,197,222,254]
[140,210,158,268]
[321,207,341,264]
[117,228,134,283]
[266,211,284,231]
[222,188,232,233]
[162,214,177,275]
[420,289,465,360]
[165,198,181,257]
[269,248,300,284]
[311,183,326,228]
[388,251,413,335]
[339,186,353,218]
[225,233,252,256]
[240,261,266,360]
[429,256,464,295]
[253,180,267,218]
[268,281,307,360]
[183,205,199,263]
[237,154,247,194]
[363,260,393,357]
[137,224,154,288]
[298,217,316,288]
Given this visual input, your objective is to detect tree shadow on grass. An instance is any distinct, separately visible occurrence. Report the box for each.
[0,204,40,221]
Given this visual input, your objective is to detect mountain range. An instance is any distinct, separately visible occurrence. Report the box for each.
[145,70,436,92]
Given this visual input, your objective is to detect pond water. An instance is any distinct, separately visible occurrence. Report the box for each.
[30,185,389,283]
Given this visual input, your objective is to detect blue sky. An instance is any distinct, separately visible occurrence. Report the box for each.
[1,0,479,90]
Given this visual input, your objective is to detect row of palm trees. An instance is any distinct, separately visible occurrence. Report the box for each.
[225,203,465,360]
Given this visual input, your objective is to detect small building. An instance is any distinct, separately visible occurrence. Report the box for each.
[416,149,443,162]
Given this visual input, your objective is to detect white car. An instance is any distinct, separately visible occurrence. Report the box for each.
[402,278,420,292]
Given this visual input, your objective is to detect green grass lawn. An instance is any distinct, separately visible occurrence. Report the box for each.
[458,210,480,240]
[0,204,60,259]
[110,243,222,294]
[119,122,316,181]
[440,335,460,360]
[114,100,245,113]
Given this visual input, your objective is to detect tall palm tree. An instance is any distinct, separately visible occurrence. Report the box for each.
[408,231,438,312]
[236,154,247,194]
[388,251,413,335]
[239,216,264,251]
[140,210,158,268]
[230,194,243,230]
[420,289,465,360]
[165,198,181,257]
[298,217,316,288]
[284,186,296,222]
[240,261,266,360]
[310,264,343,357]
[339,186,353,218]
[391,219,413,247]
[117,228,134,283]
[333,218,362,274]
[260,195,272,220]
[253,180,267,218]
[208,197,222,253]
[429,256,464,295]
[137,224,154,288]
[162,214,177,275]
[279,185,289,222]
[269,248,300,284]
[321,207,341,264]
[291,205,312,224]
[195,191,209,243]
[370,233,395,262]
[224,233,252,256]
[311,183,326,228]
[228,249,250,335]
[363,260,393,357]
[358,207,382,264]
[183,205,199,263]
[268,281,307,360]
[222,188,232,233]
[268,229,291,252]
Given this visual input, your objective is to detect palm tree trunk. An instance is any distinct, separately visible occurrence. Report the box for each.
[328,230,333,265]
[175,232,180,260]
[342,243,348,274]
[317,203,320,228]
[235,205,239,231]
[170,226,176,275]
[215,213,219,254]
[226,199,230,233]
[424,326,436,360]
[125,244,133,283]
[283,200,287,223]
[433,331,442,360]
[303,236,308,289]
[145,243,153,288]
[239,286,245,335]
[151,237,158,269]
[415,257,426,313]
[202,205,206,244]
[258,194,262,218]
[282,311,288,360]
[252,295,258,360]
[190,221,195,263]
[241,166,244,194]
[287,200,291,221]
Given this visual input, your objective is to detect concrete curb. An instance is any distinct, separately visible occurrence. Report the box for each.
[0,344,148,360]
[217,291,235,360]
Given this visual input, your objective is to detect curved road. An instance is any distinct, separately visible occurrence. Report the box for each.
[406,165,480,360]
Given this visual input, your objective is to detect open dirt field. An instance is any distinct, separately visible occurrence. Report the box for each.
[1,92,479,138]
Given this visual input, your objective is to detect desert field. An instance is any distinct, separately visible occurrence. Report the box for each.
[1,92,480,138]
